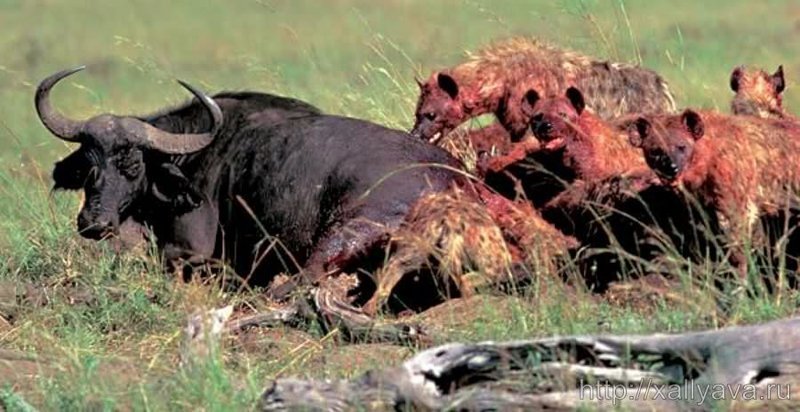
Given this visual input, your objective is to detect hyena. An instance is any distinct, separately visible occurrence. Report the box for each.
[730,65,795,120]
[511,87,714,289]
[362,184,576,315]
[411,37,676,146]
[482,86,650,179]
[628,109,800,279]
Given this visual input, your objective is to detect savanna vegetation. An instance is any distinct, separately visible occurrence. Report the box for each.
[1,0,799,409]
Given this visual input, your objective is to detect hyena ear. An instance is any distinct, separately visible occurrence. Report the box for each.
[772,65,786,94]
[627,117,651,148]
[414,76,425,90]
[151,163,203,214]
[566,87,586,115]
[730,66,744,92]
[682,109,705,140]
[437,72,459,99]
[521,89,540,112]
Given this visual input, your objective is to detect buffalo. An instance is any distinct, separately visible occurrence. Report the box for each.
[40,67,463,317]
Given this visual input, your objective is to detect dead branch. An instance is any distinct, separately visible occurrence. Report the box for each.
[258,316,800,411]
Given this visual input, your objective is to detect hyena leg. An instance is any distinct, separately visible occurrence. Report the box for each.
[477,139,541,175]
[465,123,511,153]
[457,243,515,297]
[362,245,430,316]
[459,271,488,298]
[726,209,760,285]
[313,283,429,345]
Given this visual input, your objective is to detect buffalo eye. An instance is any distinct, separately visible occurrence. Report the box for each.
[121,161,142,179]
[424,112,436,121]
[87,166,103,187]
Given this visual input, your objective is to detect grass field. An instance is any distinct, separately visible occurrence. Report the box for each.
[2,0,800,410]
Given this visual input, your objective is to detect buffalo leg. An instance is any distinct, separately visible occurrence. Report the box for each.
[305,218,391,276]
[264,216,432,344]
[159,202,219,279]
[269,218,390,299]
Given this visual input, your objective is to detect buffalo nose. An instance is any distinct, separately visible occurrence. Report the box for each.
[77,214,115,240]
[532,115,552,138]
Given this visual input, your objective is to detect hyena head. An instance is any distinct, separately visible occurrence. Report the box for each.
[628,109,705,182]
[730,65,787,119]
[525,86,586,150]
[411,72,465,144]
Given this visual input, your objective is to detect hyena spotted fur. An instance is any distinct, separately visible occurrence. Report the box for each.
[730,65,795,121]
[629,109,800,279]
[362,184,576,315]
[411,36,677,146]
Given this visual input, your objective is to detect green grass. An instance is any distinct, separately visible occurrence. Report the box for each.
[2,0,800,410]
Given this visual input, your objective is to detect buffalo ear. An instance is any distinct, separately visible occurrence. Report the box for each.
[772,65,786,94]
[436,72,459,99]
[521,89,540,113]
[730,66,744,92]
[627,117,651,148]
[565,87,586,115]
[151,163,203,214]
[682,109,705,140]
[52,151,89,191]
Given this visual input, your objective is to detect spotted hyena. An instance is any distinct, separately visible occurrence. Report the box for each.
[411,37,676,146]
[481,86,651,180]
[730,65,794,120]
[508,87,712,289]
[362,184,576,315]
[628,109,800,278]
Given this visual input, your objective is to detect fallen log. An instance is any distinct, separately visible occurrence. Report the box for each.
[257,316,800,411]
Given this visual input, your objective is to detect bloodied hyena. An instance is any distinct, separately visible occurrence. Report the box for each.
[504,87,715,290]
[629,109,800,279]
[411,36,676,145]
[481,86,650,180]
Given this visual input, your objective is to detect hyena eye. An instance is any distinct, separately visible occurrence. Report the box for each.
[424,112,437,121]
